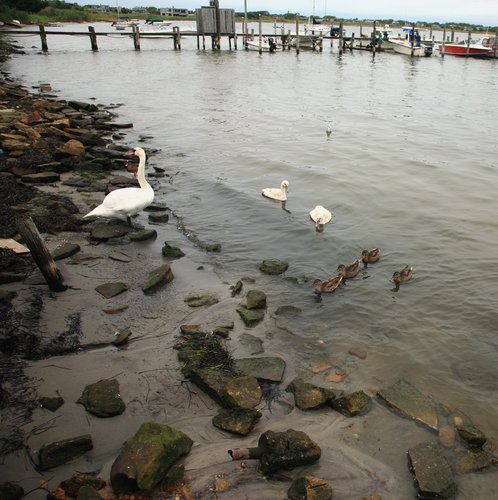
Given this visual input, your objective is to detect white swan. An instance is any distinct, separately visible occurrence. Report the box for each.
[309,205,332,232]
[84,147,154,226]
[262,180,289,201]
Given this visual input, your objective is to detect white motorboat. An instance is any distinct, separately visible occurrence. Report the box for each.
[246,36,279,52]
[389,38,433,57]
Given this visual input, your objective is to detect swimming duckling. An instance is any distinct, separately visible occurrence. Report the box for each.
[337,259,361,279]
[392,265,413,288]
[361,248,381,266]
[313,275,343,294]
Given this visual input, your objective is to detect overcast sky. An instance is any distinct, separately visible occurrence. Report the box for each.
[108,1,498,25]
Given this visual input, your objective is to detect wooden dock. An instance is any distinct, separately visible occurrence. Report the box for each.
[3,22,484,56]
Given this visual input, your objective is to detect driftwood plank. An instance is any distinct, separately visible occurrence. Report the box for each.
[17,217,67,292]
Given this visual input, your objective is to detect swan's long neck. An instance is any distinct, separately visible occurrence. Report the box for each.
[136,150,151,190]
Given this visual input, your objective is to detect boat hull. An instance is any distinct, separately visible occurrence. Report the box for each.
[390,40,432,57]
[438,43,492,57]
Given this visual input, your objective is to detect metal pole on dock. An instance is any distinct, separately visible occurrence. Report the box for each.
[132,26,140,50]
[39,25,48,52]
[295,18,300,54]
[88,26,98,51]
[244,0,248,39]
[466,30,471,56]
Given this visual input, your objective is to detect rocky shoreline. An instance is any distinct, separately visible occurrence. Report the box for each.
[1,60,497,500]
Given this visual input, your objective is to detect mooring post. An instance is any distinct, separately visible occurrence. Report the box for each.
[466,30,471,56]
[339,22,344,53]
[39,25,48,52]
[132,26,140,50]
[202,34,206,50]
[319,31,323,52]
[441,28,446,57]
[494,31,498,58]
[451,29,455,42]
[371,21,375,56]
[258,15,263,54]
[295,19,300,54]
[17,217,67,292]
[174,26,181,50]
[350,32,355,50]
[410,24,415,57]
[88,26,98,51]
[214,0,221,50]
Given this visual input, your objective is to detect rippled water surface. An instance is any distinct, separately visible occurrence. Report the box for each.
[7,22,498,498]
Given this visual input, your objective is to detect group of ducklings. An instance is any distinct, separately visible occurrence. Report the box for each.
[313,248,413,295]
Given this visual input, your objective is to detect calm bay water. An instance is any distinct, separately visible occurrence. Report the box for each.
[6,22,498,498]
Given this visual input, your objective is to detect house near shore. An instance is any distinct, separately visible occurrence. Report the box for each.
[159,7,194,17]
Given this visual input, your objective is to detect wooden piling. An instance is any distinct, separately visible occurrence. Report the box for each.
[132,26,140,50]
[441,28,446,57]
[295,19,300,54]
[451,30,455,42]
[319,31,323,52]
[339,22,344,54]
[17,218,67,292]
[258,15,262,54]
[39,25,48,52]
[466,30,471,56]
[410,24,415,57]
[173,26,181,50]
[371,21,376,56]
[88,26,98,51]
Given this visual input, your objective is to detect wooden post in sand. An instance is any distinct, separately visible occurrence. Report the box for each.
[39,25,48,52]
[17,218,67,292]
[132,26,141,50]
[88,26,98,51]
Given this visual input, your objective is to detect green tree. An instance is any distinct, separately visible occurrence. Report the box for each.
[5,0,46,12]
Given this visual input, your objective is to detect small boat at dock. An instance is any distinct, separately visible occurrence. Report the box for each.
[438,35,497,57]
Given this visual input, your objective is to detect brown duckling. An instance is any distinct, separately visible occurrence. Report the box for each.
[361,248,381,266]
[313,275,343,294]
[337,259,361,279]
[392,265,413,287]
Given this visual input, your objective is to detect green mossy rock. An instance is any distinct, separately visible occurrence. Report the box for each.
[110,422,193,493]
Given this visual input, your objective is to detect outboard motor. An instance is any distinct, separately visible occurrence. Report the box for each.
[424,45,433,56]
[268,37,277,52]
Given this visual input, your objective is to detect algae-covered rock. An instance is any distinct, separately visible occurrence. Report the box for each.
[77,379,125,418]
[0,482,24,500]
[223,376,262,408]
[258,429,321,473]
[39,435,93,470]
[287,378,341,410]
[377,379,438,430]
[331,390,372,417]
[39,396,64,412]
[237,308,264,327]
[274,305,302,316]
[162,242,185,258]
[235,357,286,383]
[246,289,266,310]
[60,475,106,498]
[288,474,333,500]
[95,282,128,299]
[408,441,457,499]
[184,292,219,307]
[142,264,174,294]
[110,422,193,493]
[129,229,157,242]
[259,259,289,275]
[212,408,262,436]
